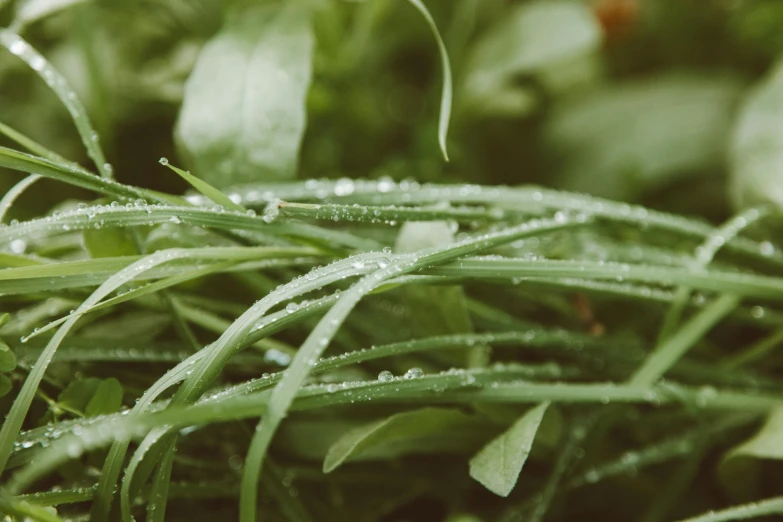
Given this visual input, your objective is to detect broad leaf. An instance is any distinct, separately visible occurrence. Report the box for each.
[720,407,783,500]
[469,402,550,497]
[730,58,783,209]
[83,228,137,259]
[0,375,11,398]
[85,378,123,417]
[395,221,489,367]
[176,2,313,187]
[462,0,601,115]
[323,407,487,473]
[546,75,742,201]
[58,377,101,413]
[0,343,16,372]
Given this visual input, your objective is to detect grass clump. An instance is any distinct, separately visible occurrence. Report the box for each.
[2,1,783,521]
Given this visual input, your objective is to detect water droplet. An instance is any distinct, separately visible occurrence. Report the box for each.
[333,178,355,196]
[760,241,775,257]
[228,454,243,470]
[159,157,169,166]
[9,239,26,254]
[29,54,45,71]
[9,38,26,56]
[751,306,765,319]
[378,370,394,382]
[404,367,423,379]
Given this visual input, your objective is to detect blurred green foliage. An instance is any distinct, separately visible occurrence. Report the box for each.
[1,0,782,219]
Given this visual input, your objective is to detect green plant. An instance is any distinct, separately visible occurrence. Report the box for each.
[2,1,783,521]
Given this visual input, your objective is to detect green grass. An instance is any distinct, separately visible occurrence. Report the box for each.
[2,1,783,521]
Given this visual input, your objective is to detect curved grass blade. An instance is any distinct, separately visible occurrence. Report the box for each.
[222,180,783,268]
[276,200,502,223]
[658,205,773,341]
[0,121,73,163]
[0,201,373,252]
[0,146,185,205]
[20,247,317,341]
[94,253,389,521]
[239,216,588,520]
[9,375,783,497]
[405,0,452,161]
[629,295,740,386]
[0,174,40,223]
[159,158,245,212]
[0,31,112,179]
[423,258,783,300]
[0,245,302,478]
[674,496,783,522]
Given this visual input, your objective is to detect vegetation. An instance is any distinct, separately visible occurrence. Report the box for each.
[2,0,783,520]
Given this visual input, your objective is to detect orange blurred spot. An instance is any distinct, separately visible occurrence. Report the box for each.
[593,0,640,43]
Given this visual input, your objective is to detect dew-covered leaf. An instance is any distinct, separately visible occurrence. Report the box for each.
[469,402,549,497]
[547,74,743,201]
[323,407,487,473]
[461,0,601,115]
[0,343,17,372]
[730,58,783,209]
[176,2,313,187]
[85,378,123,417]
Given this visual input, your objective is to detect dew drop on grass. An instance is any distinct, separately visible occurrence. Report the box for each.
[751,306,765,319]
[9,239,26,254]
[759,241,775,257]
[378,370,394,382]
[159,157,169,166]
[228,455,243,470]
[404,367,423,379]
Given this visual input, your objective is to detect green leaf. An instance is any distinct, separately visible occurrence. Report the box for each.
[13,0,88,30]
[547,75,743,201]
[58,378,101,413]
[0,375,11,398]
[323,407,486,473]
[158,159,245,212]
[176,2,313,187]
[0,313,9,328]
[730,58,783,209]
[719,407,783,501]
[395,221,489,367]
[85,378,123,417]
[469,402,550,497]
[0,343,17,372]
[462,0,601,114]
[405,0,452,160]
[82,228,137,259]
